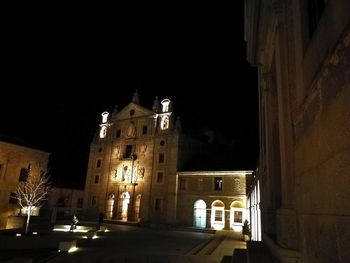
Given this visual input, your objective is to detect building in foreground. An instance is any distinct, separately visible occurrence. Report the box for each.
[83,92,253,229]
[245,0,350,262]
[0,138,50,229]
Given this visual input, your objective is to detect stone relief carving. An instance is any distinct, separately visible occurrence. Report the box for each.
[114,145,121,158]
[126,122,136,138]
[138,167,145,179]
[114,168,121,181]
[139,144,147,157]
[122,165,130,182]
[234,178,241,192]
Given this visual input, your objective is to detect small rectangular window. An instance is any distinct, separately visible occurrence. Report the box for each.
[19,168,28,182]
[77,198,84,208]
[142,126,148,135]
[124,145,133,158]
[234,211,243,223]
[94,175,100,184]
[116,129,121,138]
[214,177,223,190]
[156,172,163,183]
[214,210,223,221]
[91,196,97,206]
[179,178,186,190]
[96,160,102,168]
[0,164,3,180]
[159,153,165,163]
[155,198,161,210]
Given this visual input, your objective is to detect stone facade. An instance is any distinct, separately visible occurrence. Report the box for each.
[83,94,206,225]
[245,0,350,262]
[0,140,50,229]
[176,171,252,230]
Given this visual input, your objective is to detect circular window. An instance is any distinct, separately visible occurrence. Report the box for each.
[130,109,135,116]
[160,140,165,146]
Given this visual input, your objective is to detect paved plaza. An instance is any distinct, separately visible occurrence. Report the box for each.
[0,223,246,263]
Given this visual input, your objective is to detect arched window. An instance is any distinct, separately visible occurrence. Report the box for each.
[160,116,169,130]
[134,194,142,221]
[106,194,115,219]
[119,192,130,221]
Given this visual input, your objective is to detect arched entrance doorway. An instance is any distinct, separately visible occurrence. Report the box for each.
[230,201,244,231]
[106,194,115,219]
[193,200,206,228]
[134,194,141,221]
[118,192,130,221]
[211,200,225,230]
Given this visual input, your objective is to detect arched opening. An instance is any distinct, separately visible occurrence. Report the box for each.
[118,192,130,221]
[211,200,225,230]
[230,201,244,232]
[134,194,141,221]
[193,200,206,228]
[106,194,115,219]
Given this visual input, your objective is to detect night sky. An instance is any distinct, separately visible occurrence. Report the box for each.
[0,3,258,187]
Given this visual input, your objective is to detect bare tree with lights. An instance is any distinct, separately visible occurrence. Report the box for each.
[13,165,51,234]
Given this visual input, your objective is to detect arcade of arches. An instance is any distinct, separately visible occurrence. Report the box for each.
[176,171,250,231]
[193,199,245,230]
[106,192,141,221]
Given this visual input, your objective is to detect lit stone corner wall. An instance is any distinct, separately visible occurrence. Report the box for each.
[294,25,350,263]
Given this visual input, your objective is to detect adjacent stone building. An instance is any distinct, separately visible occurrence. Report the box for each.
[83,92,253,229]
[0,138,50,229]
[176,171,252,230]
[245,0,350,262]
[45,187,85,221]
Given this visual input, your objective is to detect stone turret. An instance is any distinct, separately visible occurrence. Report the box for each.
[152,96,160,113]
[132,89,140,104]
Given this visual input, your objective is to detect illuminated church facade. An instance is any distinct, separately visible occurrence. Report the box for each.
[83,92,252,229]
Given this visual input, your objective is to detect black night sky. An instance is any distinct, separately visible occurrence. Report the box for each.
[0,3,258,187]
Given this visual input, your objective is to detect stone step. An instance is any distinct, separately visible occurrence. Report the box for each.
[232,248,247,263]
[247,241,278,263]
[221,255,233,263]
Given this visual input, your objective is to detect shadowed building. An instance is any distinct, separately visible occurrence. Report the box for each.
[44,187,85,221]
[0,138,50,229]
[245,0,350,262]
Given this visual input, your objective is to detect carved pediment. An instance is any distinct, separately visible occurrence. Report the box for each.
[113,103,155,120]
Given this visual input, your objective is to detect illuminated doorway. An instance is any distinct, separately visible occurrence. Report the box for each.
[118,192,130,221]
[211,200,225,230]
[230,201,244,232]
[106,194,115,219]
[194,200,206,228]
[134,194,141,221]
